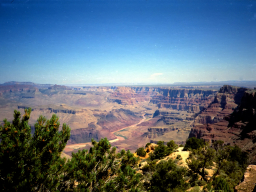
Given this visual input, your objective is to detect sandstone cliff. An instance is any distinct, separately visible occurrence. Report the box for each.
[189,85,256,163]
[150,89,216,113]
[0,84,38,94]
[96,108,141,132]
[67,108,142,144]
[109,87,153,105]
[193,85,245,125]
[48,84,72,90]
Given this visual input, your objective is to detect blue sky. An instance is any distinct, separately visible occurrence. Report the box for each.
[0,0,256,85]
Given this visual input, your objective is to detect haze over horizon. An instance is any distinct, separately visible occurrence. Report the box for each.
[1,0,256,85]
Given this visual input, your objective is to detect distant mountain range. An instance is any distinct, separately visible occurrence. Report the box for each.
[3,80,255,88]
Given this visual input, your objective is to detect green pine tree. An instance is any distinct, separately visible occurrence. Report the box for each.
[136,147,146,157]
[212,177,232,192]
[150,141,176,160]
[63,138,142,191]
[0,108,71,191]
[145,159,190,192]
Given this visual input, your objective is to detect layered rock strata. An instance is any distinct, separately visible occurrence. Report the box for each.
[189,85,256,163]
[68,108,141,144]
[0,84,38,95]
[109,87,153,105]
[150,89,216,113]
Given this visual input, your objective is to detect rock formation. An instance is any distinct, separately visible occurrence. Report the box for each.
[0,84,38,95]
[150,89,216,113]
[109,87,153,105]
[109,87,216,108]
[235,165,256,192]
[48,84,72,90]
[96,108,141,132]
[189,85,256,163]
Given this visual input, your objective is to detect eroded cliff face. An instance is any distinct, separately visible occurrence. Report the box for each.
[150,89,216,113]
[144,127,179,139]
[109,87,217,108]
[141,109,194,145]
[229,91,256,139]
[67,108,142,144]
[68,126,116,144]
[109,87,153,105]
[189,85,256,163]
[18,106,86,114]
[0,84,38,99]
[137,89,217,145]
[193,86,245,125]
[96,108,141,132]
[48,84,71,90]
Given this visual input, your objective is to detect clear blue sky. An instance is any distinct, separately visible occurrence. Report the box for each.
[0,0,256,85]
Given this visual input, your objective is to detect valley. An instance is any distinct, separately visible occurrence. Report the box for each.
[1,81,256,161]
[0,82,217,155]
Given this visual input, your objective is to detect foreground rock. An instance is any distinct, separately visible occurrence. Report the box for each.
[235,165,256,192]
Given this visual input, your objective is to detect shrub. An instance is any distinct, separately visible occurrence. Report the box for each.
[212,177,232,192]
[190,186,202,192]
[141,159,158,174]
[150,141,170,160]
[167,140,178,150]
[196,180,207,186]
[145,143,151,148]
[66,139,143,191]
[176,154,182,160]
[146,159,190,191]
[136,147,146,157]
[228,145,248,169]
[183,137,205,151]
[150,141,179,160]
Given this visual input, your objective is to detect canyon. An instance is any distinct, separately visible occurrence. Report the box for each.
[1,81,256,161]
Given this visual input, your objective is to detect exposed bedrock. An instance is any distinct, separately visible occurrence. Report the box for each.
[150,89,216,113]
[0,84,38,94]
[68,128,99,144]
[17,106,86,114]
[67,108,141,144]
[68,127,116,144]
[228,91,256,139]
[96,108,141,132]
[130,86,160,93]
[109,87,153,105]
[109,87,216,107]
[235,165,256,192]
[194,85,247,125]
[48,84,71,90]
[189,85,256,163]
[145,127,178,138]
